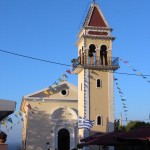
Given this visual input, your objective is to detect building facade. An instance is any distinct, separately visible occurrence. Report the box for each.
[21,2,119,150]
[21,81,78,150]
[72,2,119,148]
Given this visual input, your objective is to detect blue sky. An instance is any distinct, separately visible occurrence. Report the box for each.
[0,0,150,149]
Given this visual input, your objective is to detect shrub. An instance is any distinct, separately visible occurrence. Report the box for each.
[0,131,7,142]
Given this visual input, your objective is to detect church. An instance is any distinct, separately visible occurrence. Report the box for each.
[21,2,119,150]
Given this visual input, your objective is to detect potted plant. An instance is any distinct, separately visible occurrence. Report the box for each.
[0,131,7,143]
[71,58,76,63]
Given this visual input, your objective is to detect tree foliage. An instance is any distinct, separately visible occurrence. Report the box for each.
[124,121,150,131]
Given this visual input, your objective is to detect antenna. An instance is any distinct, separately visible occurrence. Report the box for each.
[93,0,95,4]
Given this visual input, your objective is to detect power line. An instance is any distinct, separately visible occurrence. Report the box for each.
[114,72,150,77]
[0,49,70,67]
[0,49,150,77]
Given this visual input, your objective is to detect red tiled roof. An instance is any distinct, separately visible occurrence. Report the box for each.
[89,7,107,27]
[83,4,108,28]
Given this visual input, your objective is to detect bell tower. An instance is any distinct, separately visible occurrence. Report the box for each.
[72,3,119,138]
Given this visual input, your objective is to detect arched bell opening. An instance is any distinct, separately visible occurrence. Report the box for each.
[100,45,108,65]
[88,44,96,64]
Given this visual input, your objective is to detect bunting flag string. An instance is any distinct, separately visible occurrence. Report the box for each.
[120,58,150,84]
[114,77,128,122]
[27,104,32,110]
[58,78,64,82]
[0,111,24,133]
[62,74,68,79]
[0,69,73,133]
[7,118,13,124]
[66,69,72,74]
[40,70,72,98]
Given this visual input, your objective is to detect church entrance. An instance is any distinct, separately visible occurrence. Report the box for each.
[58,128,70,150]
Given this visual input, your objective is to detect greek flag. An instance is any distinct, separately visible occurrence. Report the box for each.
[78,116,94,129]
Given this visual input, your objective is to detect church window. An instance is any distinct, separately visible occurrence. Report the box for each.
[97,79,101,87]
[97,116,102,125]
[81,83,82,91]
[61,89,68,96]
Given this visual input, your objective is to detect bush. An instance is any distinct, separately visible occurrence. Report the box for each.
[0,131,7,142]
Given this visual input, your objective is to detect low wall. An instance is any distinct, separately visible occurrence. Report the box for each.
[0,144,8,150]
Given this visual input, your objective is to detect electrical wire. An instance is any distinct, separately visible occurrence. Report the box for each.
[0,49,150,77]
[0,49,70,67]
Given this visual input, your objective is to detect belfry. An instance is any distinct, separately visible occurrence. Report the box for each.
[72,1,119,142]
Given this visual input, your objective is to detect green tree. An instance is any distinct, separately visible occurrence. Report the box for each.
[124,121,150,131]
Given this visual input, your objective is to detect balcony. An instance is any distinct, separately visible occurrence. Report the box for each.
[72,56,119,74]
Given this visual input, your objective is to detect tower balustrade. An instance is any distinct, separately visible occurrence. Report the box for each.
[72,56,119,74]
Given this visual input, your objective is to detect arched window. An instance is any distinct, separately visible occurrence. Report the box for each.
[88,44,96,57]
[100,45,107,52]
[97,79,101,88]
[100,45,108,65]
[81,83,82,91]
[97,116,102,125]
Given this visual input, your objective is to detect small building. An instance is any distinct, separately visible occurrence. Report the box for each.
[0,99,16,121]
[0,99,16,150]
[21,81,78,150]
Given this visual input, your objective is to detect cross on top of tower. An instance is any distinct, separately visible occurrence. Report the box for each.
[93,0,96,4]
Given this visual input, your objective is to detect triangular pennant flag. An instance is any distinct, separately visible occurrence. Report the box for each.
[2,121,7,127]
[49,91,54,95]
[114,78,118,81]
[123,61,129,64]
[18,111,22,116]
[34,107,39,110]
[15,114,18,118]
[62,74,68,78]
[119,91,123,94]
[121,99,126,101]
[44,90,49,95]
[137,72,143,76]
[31,111,35,114]
[123,106,128,108]
[21,108,26,114]
[142,76,147,79]
[117,87,121,90]
[132,68,137,72]
[53,81,58,85]
[58,78,64,82]
[27,104,32,109]
[66,69,71,74]
[7,118,13,124]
